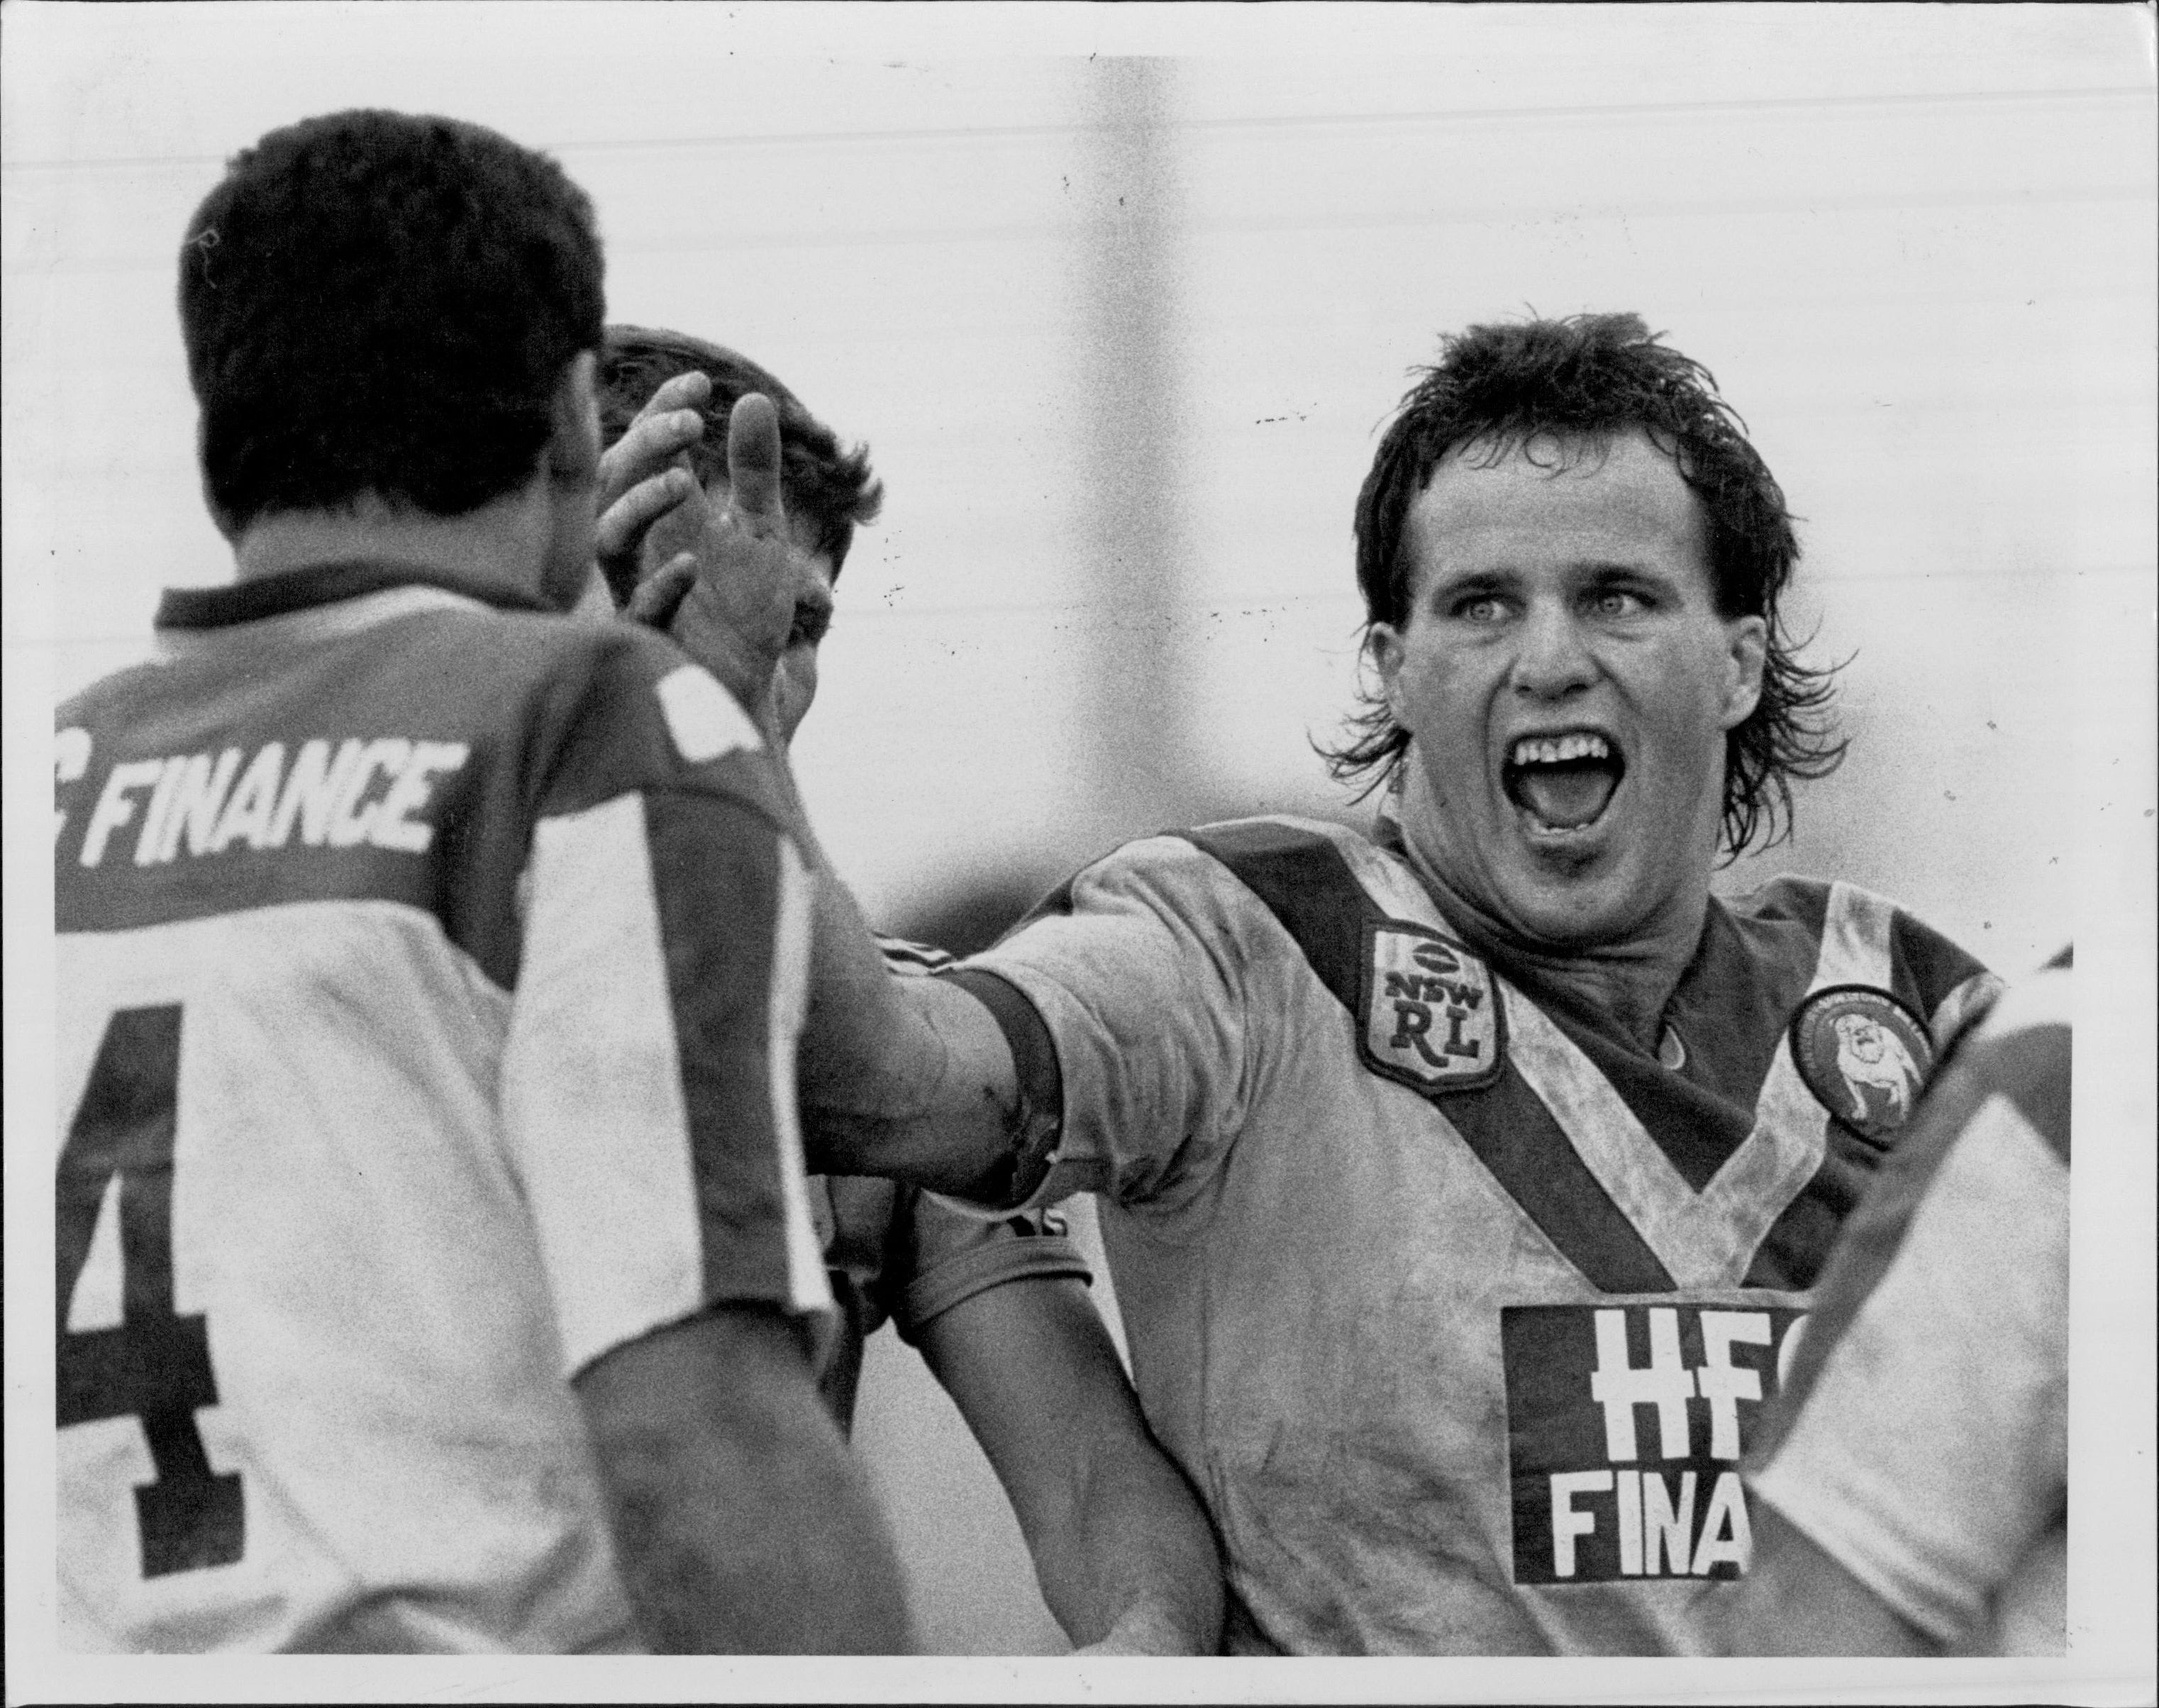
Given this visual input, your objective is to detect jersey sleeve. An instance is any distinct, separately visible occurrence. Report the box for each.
[889,1197,1093,1343]
[1745,966,2071,1646]
[960,834,1260,1211]
[499,640,830,1379]
[848,931,1092,1331]
[1887,904,2002,1055]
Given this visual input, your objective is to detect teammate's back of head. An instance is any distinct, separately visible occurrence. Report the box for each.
[179,109,606,535]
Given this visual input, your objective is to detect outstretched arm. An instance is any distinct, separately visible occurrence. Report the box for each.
[575,1303,914,1653]
[611,388,1040,1203]
[794,927,1036,1199]
[918,1277,1223,1654]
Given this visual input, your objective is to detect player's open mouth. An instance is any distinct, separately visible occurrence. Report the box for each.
[1502,731,1624,833]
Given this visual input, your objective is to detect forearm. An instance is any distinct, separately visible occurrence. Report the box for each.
[596,1387,910,1653]
[797,965,1028,1198]
[922,1281,1223,1654]
[770,763,1031,1199]
[1028,1436,1223,1653]
[578,1307,914,1653]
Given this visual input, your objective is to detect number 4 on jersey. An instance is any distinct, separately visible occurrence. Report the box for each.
[57,1005,245,1577]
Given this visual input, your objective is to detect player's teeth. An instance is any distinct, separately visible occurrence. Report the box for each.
[1511,733,1609,765]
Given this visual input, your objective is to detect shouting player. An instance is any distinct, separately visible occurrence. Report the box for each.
[675,312,2003,1653]
[592,326,1224,1655]
[52,111,909,1653]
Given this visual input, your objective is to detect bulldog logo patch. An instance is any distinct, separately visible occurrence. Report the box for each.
[1358,922,1504,1092]
[1790,985,1935,1145]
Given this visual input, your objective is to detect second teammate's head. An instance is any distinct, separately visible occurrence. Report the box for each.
[597,326,884,609]
[599,327,884,743]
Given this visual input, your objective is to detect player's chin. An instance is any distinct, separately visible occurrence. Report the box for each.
[1499,882,1627,950]
[1492,833,1650,945]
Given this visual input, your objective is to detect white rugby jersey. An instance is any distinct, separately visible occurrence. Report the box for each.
[965,814,1996,1655]
[1748,951,2070,1655]
[54,562,828,1653]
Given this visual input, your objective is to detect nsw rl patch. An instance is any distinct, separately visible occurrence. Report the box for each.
[1358,923,1504,1092]
[1504,1303,1807,1584]
[1789,985,1935,1145]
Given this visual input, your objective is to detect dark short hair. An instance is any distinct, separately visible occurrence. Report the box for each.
[597,326,883,606]
[179,109,605,531]
[1333,312,1846,858]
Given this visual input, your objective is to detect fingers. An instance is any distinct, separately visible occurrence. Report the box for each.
[623,553,699,629]
[595,465,701,565]
[596,412,702,510]
[726,394,787,537]
[592,372,716,596]
[643,369,714,418]
[596,370,713,511]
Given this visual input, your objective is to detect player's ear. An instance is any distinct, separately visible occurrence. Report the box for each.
[544,350,602,492]
[1720,614,1767,730]
[1369,622,1409,722]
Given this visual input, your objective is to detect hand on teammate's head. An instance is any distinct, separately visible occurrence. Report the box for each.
[604,392,805,732]
[595,369,713,606]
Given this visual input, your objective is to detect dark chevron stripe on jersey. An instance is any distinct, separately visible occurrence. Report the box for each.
[642,792,809,1307]
[1987,1026,2072,1163]
[1977,946,2070,1162]
[1176,821,1677,1294]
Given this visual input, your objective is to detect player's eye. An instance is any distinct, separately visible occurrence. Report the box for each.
[1589,588,1648,619]
[1457,594,1509,623]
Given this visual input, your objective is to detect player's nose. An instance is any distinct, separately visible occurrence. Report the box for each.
[1508,601,1597,699]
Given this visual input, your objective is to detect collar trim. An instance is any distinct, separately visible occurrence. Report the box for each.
[155,560,557,631]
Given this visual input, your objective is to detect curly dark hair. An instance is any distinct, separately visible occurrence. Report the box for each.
[597,326,884,607]
[180,109,605,531]
[1331,312,1846,858]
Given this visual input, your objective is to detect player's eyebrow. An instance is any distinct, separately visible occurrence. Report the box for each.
[1421,565,1516,602]
[1572,560,1689,596]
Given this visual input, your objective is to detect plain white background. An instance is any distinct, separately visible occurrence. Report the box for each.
[6,3,2153,1697]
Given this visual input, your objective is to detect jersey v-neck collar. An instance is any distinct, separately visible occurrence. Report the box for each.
[156,560,556,631]
[1336,812,1831,1285]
